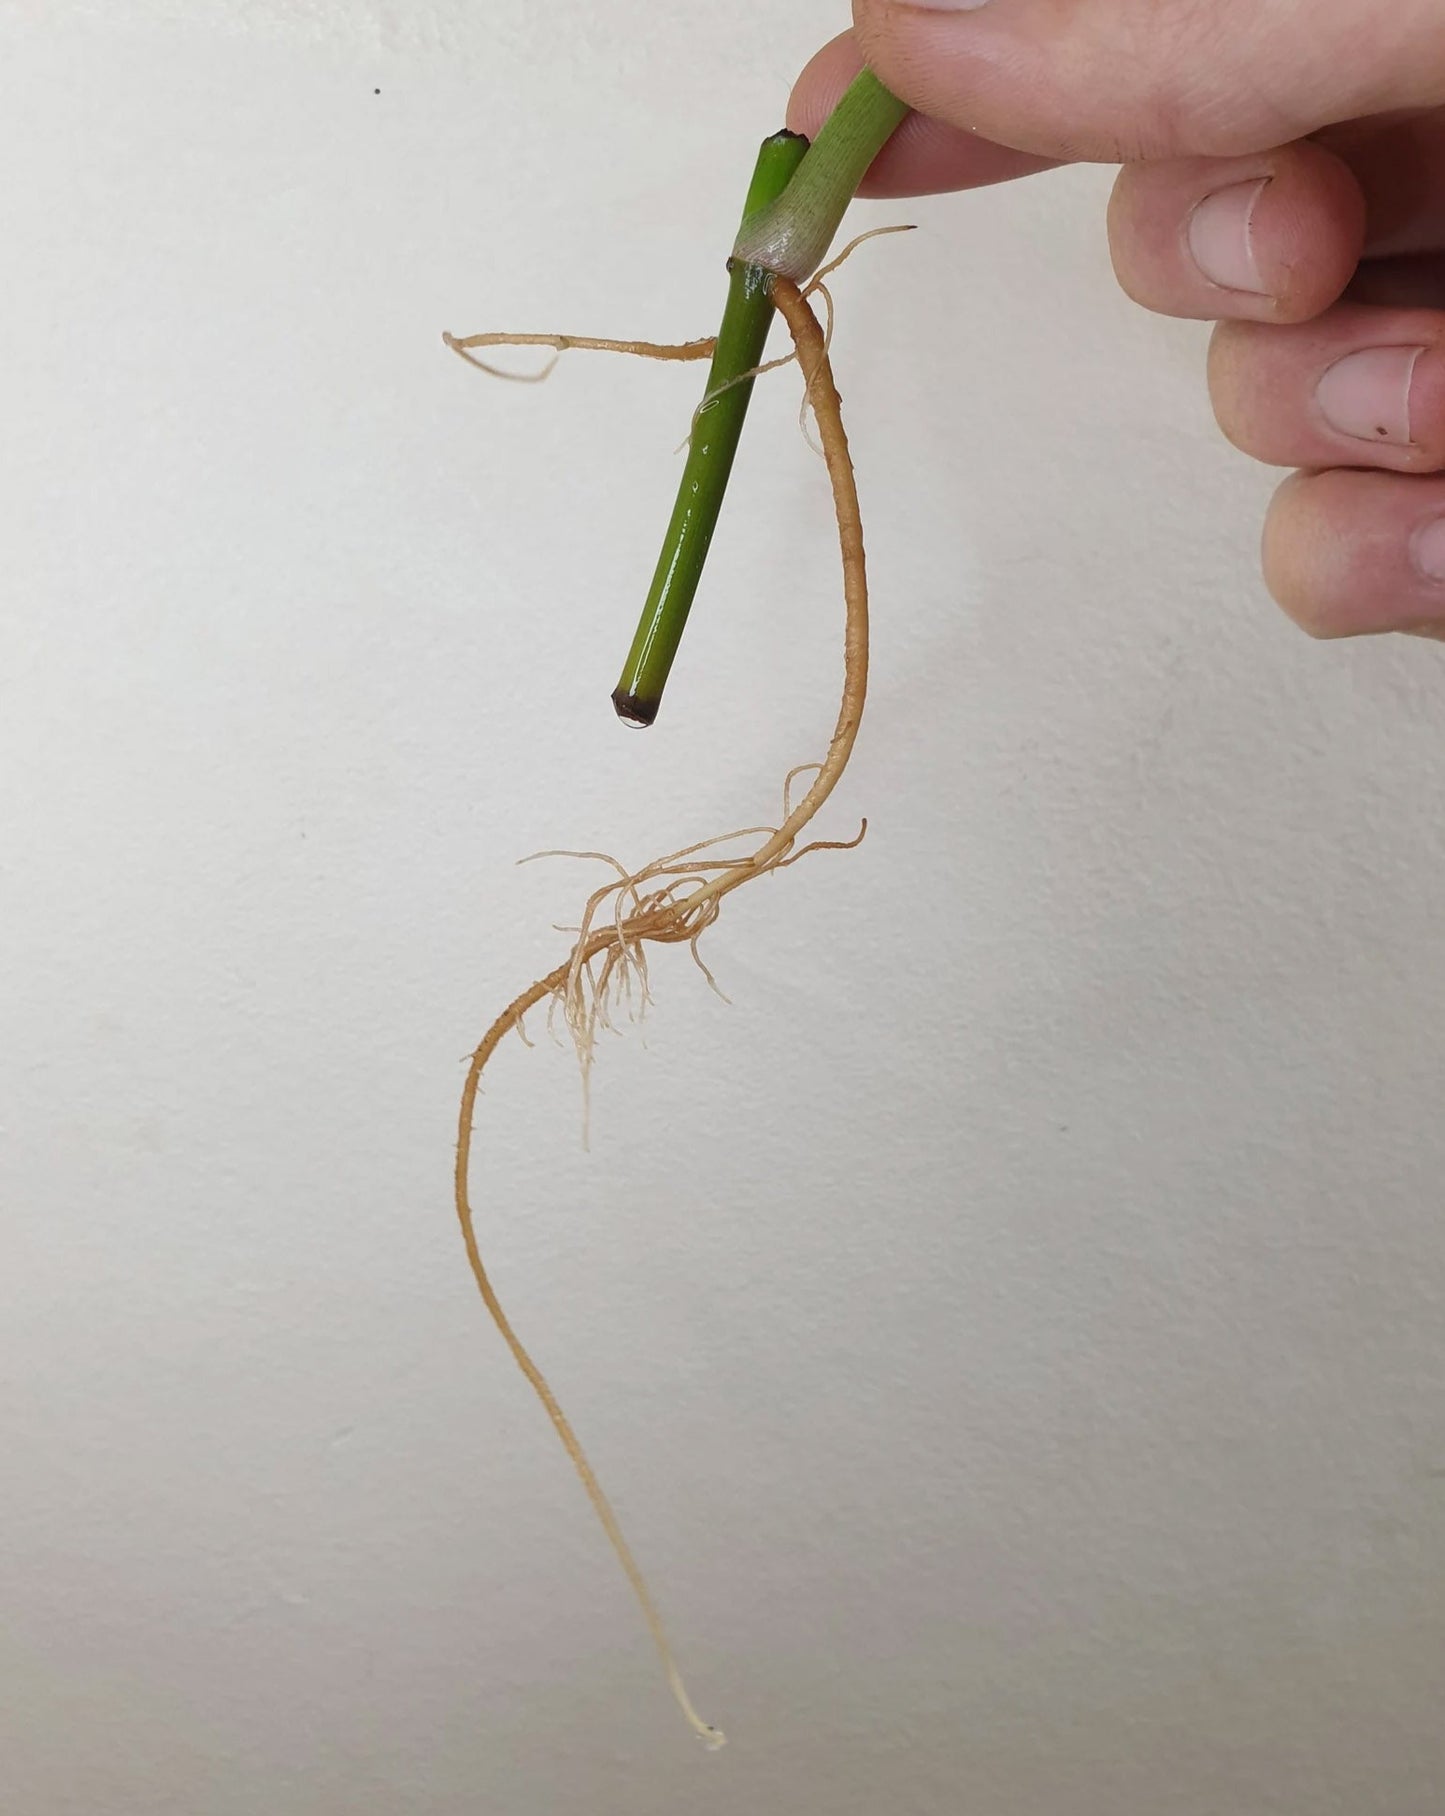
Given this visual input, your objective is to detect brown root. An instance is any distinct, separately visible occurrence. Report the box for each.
[444,328,716,383]
[452,280,866,1749]
[676,225,913,453]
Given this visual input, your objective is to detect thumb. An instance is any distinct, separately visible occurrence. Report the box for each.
[852,0,1445,162]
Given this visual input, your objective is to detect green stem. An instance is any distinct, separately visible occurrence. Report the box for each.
[612,72,907,726]
[612,130,808,727]
[731,69,908,284]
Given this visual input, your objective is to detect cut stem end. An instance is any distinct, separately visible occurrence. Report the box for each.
[611,687,659,728]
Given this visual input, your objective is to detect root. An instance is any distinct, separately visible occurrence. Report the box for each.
[444,329,716,383]
[452,280,866,1749]
[677,225,913,453]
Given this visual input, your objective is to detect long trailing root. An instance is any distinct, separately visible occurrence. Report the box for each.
[452,280,865,1750]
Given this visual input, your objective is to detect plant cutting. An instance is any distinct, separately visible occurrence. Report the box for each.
[444,68,910,1747]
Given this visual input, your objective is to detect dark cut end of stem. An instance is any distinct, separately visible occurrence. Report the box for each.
[611,686,658,728]
[610,128,809,728]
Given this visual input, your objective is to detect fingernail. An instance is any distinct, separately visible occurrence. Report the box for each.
[1316,346,1423,446]
[1410,515,1445,582]
[1187,179,1270,295]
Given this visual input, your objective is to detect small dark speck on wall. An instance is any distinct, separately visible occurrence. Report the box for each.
[374,88,381,95]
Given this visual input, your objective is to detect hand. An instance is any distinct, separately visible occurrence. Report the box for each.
[790,6,1445,643]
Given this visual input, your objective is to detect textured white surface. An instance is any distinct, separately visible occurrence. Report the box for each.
[3,4,1444,1813]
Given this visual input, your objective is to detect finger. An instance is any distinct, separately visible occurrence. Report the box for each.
[852,0,1445,165]
[1108,142,1365,324]
[1209,303,1445,473]
[1263,467,1445,639]
[786,31,1055,197]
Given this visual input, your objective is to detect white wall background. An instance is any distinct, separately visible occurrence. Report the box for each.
[3,4,1443,1812]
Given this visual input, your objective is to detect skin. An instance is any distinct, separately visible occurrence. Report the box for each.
[790,3,1445,640]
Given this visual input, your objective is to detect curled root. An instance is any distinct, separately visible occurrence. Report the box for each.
[452,281,866,1749]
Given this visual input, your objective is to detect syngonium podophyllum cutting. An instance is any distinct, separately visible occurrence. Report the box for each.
[443,71,907,1748]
